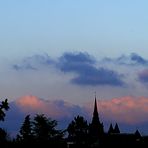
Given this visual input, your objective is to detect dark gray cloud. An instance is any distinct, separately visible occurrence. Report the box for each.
[131,53,147,65]
[13,54,53,71]
[71,68,124,86]
[138,69,148,83]
[103,53,148,66]
[58,52,124,86]
[58,52,95,72]
[60,52,95,64]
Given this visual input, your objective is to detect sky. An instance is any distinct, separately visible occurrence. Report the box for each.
[1,0,148,135]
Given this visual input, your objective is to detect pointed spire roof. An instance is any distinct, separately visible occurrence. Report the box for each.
[93,95,98,116]
[135,130,141,137]
[90,94,104,137]
[92,94,100,124]
[108,123,114,134]
[114,123,120,133]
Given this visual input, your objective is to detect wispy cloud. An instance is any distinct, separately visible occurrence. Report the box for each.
[12,53,53,71]
[13,64,37,71]
[102,53,148,66]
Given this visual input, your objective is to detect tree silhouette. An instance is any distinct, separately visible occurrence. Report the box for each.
[0,99,9,121]
[1,97,148,147]
[0,99,9,145]
[33,114,63,143]
[67,115,88,145]
[17,115,33,143]
[16,114,65,146]
[0,128,8,143]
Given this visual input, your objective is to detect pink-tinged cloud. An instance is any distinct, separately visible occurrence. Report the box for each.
[15,95,85,119]
[16,95,46,110]
[98,96,148,124]
[15,95,148,124]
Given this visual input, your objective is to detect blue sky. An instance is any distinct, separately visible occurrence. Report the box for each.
[0,0,148,102]
[1,0,148,135]
[1,0,148,59]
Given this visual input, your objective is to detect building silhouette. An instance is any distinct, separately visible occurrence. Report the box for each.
[89,96,104,141]
[114,123,120,134]
[108,123,114,134]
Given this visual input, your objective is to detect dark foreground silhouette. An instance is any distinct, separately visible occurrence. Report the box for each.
[1,98,148,147]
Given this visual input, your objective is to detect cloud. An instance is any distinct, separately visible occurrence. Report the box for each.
[59,52,95,65]
[138,69,148,83]
[16,96,47,112]
[98,96,148,124]
[131,53,147,65]
[3,95,148,136]
[13,52,148,87]
[103,53,148,66]
[15,95,86,119]
[71,68,124,86]
[1,96,87,136]
[13,64,37,71]
[13,53,53,71]
[58,52,124,86]
[15,95,148,124]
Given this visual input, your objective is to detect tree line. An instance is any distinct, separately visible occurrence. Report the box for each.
[0,99,147,148]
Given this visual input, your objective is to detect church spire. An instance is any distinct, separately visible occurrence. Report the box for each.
[92,94,100,124]
[89,94,104,138]
[94,95,98,116]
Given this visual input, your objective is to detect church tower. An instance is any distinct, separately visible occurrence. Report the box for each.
[92,97,100,125]
[89,95,104,139]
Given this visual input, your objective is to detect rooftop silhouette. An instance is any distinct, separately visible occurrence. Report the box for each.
[0,97,148,147]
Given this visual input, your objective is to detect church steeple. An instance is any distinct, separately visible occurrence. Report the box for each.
[92,95,100,124]
[89,94,104,139]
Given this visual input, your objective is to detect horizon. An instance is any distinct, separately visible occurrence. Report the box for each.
[1,95,148,137]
